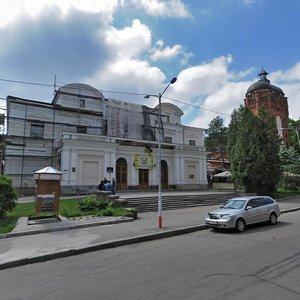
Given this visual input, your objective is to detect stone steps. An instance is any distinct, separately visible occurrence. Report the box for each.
[124,193,236,213]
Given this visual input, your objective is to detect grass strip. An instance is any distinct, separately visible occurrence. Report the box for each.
[0,199,134,234]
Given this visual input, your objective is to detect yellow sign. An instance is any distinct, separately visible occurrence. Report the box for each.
[134,154,154,169]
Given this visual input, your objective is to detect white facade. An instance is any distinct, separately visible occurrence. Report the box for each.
[5,83,207,195]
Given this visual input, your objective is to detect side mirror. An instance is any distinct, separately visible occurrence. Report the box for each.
[246,205,253,210]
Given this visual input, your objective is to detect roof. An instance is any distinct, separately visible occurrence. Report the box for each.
[52,83,104,104]
[246,68,284,95]
[213,170,231,178]
[34,166,62,174]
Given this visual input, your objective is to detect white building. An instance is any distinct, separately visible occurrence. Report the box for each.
[5,83,207,195]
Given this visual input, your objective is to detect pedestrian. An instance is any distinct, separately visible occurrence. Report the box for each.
[98,180,104,191]
[104,182,112,192]
[112,178,116,195]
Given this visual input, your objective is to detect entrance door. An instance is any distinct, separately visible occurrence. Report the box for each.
[116,158,128,190]
[161,160,168,189]
[139,169,149,190]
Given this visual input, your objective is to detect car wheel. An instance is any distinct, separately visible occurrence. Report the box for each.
[269,213,277,225]
[235,218,245,232]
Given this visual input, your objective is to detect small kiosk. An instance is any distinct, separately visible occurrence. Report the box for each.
[33,166,62,221]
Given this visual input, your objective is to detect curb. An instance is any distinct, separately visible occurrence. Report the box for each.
[0,217,133,240]
[280,207,300,214]
[0,224,208,270]
[0,207,299,270]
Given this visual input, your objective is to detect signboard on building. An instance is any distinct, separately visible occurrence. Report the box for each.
[133,154,155,169]
[107,167,113,173]
[107,99,158,141]
[36,194,55,212]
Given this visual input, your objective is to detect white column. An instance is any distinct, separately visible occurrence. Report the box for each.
[61,148,71,185]
[173,154,180,185]
[200,156,208,185]
[69,148,77,184]
[103,149,111,180]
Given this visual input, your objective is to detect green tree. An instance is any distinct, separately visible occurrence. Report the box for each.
[279,145,300,174]
[0,175,18,217]
[205,116,228,168]
[287,118,300,153]
[228,106,281,195]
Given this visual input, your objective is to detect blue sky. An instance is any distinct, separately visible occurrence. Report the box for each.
[0,0,300,128]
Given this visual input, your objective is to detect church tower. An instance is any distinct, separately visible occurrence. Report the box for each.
[244,68,289,146]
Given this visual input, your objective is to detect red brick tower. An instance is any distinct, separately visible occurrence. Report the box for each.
[244,68,289,146]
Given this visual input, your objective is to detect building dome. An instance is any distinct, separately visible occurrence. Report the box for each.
[57,83,103,98]
[246,68,284,95]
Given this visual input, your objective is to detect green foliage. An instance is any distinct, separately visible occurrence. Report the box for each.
[288,118,300,153]
[205,116,228,151]
[228,107,281,195]
[78,195,109,211]
[1,199,135,234]
[279,173,300,191]
[279,145,300,174]
[124,208,138,219]
[0,175,18,217]
[205,116,228,167]
[102,207,114,216]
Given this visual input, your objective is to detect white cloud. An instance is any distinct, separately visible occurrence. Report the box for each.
[268,65,300,121]
[0,0,118,28]
[270,63,300,82]
[122,0,191,18]
[172,55,233,100]
[188,81,251,128]
[104,19,152,59]
[243,0,259,5]
[275,82,300,121]
[150,40,183,61]
[229,67,256,80]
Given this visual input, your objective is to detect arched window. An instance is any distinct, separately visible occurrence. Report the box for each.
[116,158,127,190]
[276,116,283,138]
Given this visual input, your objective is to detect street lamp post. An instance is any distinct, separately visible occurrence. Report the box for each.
[145,77,177,228]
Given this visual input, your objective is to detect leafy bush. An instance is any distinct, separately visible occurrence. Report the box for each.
[102,207,114,216]
[0,175,18,217]
[280,173,300,191]
[124,208,138,219]
[78,196,109,211]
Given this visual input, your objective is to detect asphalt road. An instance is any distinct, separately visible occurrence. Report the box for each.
[1,211,300,300]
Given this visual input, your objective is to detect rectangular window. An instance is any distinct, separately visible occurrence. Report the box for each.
[30,123,44,138]
[189,140,196,146]
[163,115,170,123]
[0,114,4,125]
[77,126,87,134]
[80,99,85,108]
[165,136,172,143]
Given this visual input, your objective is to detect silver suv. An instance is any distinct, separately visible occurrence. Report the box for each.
[205,196,280,232]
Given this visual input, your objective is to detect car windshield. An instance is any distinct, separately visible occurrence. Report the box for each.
[222,199,246,209]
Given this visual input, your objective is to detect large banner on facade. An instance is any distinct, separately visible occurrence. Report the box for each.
[133,153,155,169]
[107,99,158,141]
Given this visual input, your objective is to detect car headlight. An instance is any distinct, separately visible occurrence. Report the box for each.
[220,214,231,220]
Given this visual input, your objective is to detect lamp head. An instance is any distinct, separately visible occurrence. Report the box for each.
[170,77,177,84]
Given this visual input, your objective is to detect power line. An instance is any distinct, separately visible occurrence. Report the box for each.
[0,76,231,118]
[102,90,148,97]
[164,96,231,117]
[0,78,53,88]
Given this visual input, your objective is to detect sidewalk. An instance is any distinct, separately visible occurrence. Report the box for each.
[0,197,300,270]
